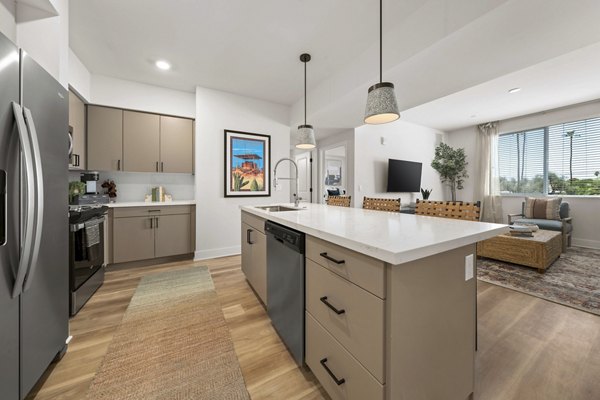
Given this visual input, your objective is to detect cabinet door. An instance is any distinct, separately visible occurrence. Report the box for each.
[123,111,160,172]
[241,222,253,282]
[251,230,267,304]
[160,116,193,173]
[68,91,86,169]
[241,223,267,304]
[154,214,192,258]
[113,216,155,263]
[87,105,123,171]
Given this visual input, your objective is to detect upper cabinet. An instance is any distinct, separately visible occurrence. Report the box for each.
[87,105,123,171]
[123,111,160,172]
[68,91,86,170]
[86,105,194,173]
[160,116,194,173]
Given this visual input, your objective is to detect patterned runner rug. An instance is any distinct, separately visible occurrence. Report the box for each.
[86,267,250,400]
[478,247,600,316]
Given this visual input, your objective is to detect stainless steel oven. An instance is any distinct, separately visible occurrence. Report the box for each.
[69,205,108,315]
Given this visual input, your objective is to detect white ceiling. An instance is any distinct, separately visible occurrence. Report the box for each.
[403,41,600,131]
[70,0,423,105]
[70,0,600,135]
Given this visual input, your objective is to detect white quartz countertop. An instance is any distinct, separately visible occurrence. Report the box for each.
[107,200,196,208]
[241,203,508,265]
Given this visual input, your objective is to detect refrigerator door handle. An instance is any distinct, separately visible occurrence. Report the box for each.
[22,107,44,292]
[11,103,35,298]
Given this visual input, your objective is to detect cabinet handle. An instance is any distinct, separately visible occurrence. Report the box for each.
[247,229,254,245]
[148,209,161,213]
[320,358,345,386]
[156,161,159,172]
[155,217,159,228]
[161,162,164,172]
[117,159,121,170]
[319,252,345,264]
[149,217,153,228]
[320,296,346,315]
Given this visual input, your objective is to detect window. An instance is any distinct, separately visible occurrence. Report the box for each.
[498,116,600,196]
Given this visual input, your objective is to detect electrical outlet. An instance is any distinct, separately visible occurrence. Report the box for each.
[465,254,474,281]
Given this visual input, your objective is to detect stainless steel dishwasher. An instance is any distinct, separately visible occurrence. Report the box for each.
[265,220,305,366]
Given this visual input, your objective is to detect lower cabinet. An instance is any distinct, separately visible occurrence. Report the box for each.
[110,205,195,264]
[306,313,384,400]
[241,212,267,304]
[113,216,155,263]
[155,213,192,258]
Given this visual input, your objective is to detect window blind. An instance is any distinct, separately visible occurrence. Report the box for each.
[497,116,600,196]
[498,128,545,194]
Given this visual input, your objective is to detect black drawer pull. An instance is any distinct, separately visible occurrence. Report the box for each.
[320,296,345,315]
[247,229,254,245]
[319,252,345,264]
[320,358,345,385]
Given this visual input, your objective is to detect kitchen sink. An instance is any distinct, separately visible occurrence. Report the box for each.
[256,205,303,212]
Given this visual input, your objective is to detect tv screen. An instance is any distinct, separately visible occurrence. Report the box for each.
[386,159,422,192]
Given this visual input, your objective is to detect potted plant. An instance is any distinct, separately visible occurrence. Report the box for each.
[431,143,468,202]
[420,188,432,200]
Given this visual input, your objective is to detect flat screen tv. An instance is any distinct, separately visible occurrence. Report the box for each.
[386,159,422,193]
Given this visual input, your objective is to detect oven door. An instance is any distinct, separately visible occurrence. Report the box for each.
[69,215,105,291]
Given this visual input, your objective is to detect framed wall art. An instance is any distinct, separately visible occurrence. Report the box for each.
[224,130,271,197]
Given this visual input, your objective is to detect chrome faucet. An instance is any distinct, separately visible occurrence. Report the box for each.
[273,158,301,207]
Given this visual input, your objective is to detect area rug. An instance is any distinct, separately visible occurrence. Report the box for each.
[478,247,600,316]
[86,267,250,400]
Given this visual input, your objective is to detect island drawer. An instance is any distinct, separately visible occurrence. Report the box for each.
[113,205,192,218]
[306,260,384,382]
[306,312,384,400]
[306,236,385,298]
[241,211,266,234]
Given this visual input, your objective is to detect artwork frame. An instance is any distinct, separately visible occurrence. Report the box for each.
[224,130,271,197]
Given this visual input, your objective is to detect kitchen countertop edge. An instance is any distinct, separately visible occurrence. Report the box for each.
[241,203,508,265]
[107,200,196,208]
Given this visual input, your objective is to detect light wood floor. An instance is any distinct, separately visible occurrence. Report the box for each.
[27,256,600,400]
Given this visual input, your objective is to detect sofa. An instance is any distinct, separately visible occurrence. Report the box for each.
[508,201,572,251]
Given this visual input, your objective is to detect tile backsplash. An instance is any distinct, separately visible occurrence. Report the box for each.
[69,170,195,202]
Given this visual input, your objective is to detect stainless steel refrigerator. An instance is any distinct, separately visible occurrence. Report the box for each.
[0,31,69,400]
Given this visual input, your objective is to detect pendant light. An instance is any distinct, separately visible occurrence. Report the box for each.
[364,0,400,125]
[296,53,316,149]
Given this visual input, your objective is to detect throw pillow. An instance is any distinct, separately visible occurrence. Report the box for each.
[524,197,562,220]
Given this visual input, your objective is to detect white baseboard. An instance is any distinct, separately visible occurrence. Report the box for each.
[572,238,600,250]
[194,245,241,261]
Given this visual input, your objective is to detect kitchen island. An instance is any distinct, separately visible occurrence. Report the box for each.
[240,203,507,400]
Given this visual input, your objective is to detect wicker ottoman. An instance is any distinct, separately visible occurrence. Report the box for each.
[477,230,562,273]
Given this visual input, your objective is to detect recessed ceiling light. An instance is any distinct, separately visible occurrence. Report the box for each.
[470,114,477,118]
[155,60,171,70]
[508,87,521,94]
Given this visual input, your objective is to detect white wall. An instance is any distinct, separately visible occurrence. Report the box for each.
[68,48,91,101]
[0,0,16,41]
[316,129,355,205]
[67,171,195,203]
[91,74,196,118]
[444,126,478,202]
[16,0,69,87]
[446,100,600,249]
[354,120,446,207]
[195,86,291,260]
